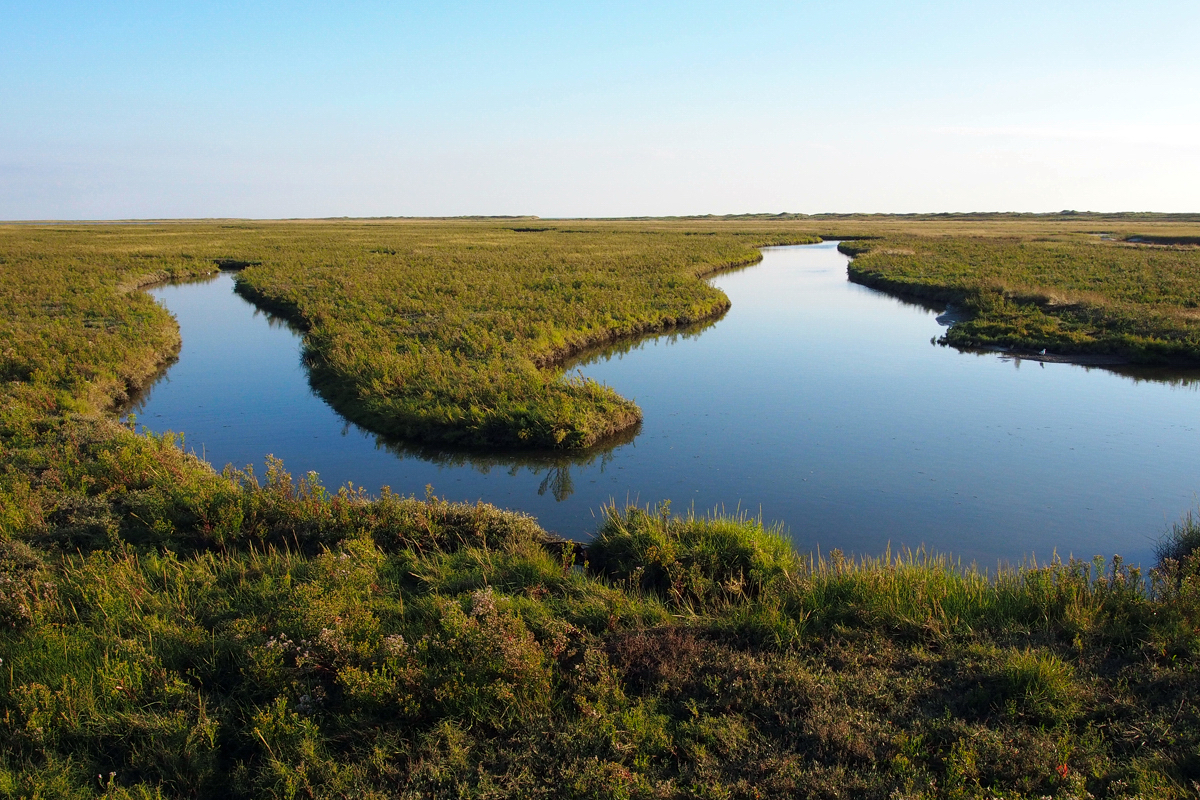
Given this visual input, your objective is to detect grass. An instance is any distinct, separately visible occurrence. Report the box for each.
[841,231,1200,362]
[3,214,1200,796]
[1,478,1199,798]
[1157,510,1200,567]
[587,503,795,609]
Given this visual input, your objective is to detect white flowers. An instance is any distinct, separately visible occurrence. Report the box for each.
[382,634,408,657]
[470,587,497,617]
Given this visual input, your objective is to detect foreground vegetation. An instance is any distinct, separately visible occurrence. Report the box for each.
[4,214,1200,797]
[2,440,1199,798]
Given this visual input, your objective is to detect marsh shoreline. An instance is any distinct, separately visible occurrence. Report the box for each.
[845,258,1200,371]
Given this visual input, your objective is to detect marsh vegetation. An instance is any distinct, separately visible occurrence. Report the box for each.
[4,215,1200,796]
[2,448,1199,797]
[842,230,1200,362]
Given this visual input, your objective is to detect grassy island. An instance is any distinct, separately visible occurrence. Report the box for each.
[2,215,1200,797]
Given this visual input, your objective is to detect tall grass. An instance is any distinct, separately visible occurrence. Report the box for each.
[1156,508,1200,566]
[3,490,1198,797]
[587,504,794,609]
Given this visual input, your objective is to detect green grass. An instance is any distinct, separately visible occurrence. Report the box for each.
[1,472,1199,798]
[4,214,1200,797]
[841,233,1200,362]
[587,504,795,609]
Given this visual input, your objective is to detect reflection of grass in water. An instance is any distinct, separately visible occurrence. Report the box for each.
[930,343,1200,387]
[556,316,722,373]
[368,421,640,502]
[1098,364,1200,388]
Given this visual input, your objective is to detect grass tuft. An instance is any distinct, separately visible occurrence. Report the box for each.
[1157,508,1200,568]
[587,504,794,609]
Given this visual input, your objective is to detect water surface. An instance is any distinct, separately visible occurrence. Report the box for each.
[130,243,1200,566]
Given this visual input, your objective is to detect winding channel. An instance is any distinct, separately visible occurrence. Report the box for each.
[127,242,1200,567]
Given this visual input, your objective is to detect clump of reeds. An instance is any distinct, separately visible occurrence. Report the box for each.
[1156,508,1200,567]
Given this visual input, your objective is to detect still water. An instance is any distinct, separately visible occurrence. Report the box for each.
[130,243,1200,567]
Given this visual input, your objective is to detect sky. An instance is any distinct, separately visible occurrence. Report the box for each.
[2,1,1198,219]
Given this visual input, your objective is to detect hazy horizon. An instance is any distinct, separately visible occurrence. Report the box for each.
[7,211,1200,224]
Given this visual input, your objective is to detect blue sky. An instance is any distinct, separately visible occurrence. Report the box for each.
[2,1,1197,218]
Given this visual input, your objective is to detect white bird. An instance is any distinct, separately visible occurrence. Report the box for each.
[1039,348,1047,356]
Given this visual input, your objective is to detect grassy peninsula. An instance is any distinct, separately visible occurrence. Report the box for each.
[3,215,1200,797]
[841,224,1200,363]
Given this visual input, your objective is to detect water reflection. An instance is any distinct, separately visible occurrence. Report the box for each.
[368,421,640,501]
[557,317,722,374]
[933,342,1200,388]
